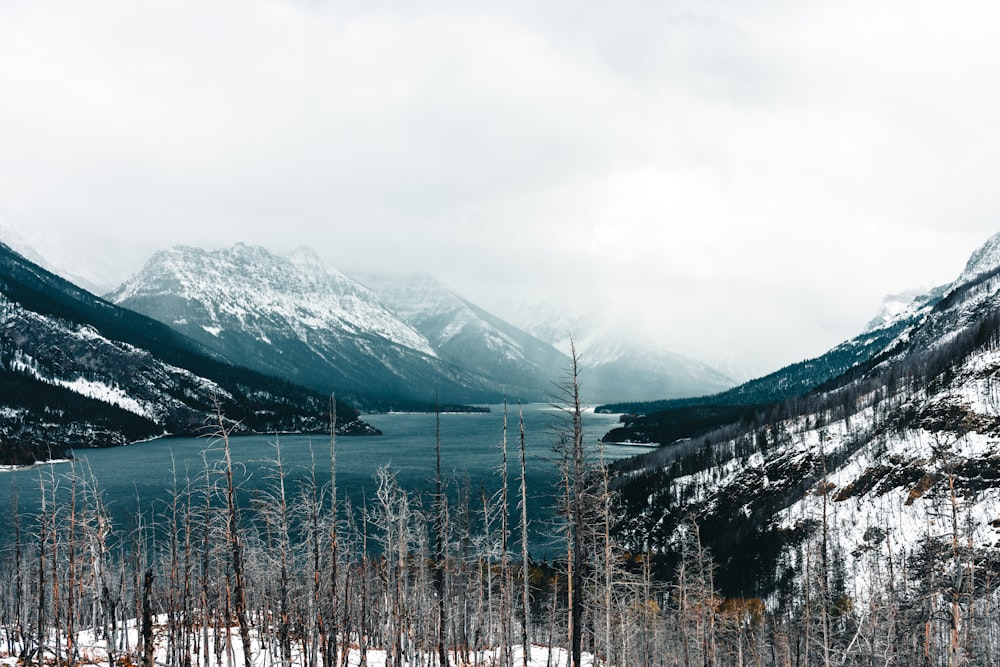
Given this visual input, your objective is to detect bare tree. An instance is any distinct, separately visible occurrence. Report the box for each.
[213,407,254,667]
[554,341,588,667]
[433,394,449,667]
[518,404,532,667]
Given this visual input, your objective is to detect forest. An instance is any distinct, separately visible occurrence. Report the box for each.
[2,351,1000,667]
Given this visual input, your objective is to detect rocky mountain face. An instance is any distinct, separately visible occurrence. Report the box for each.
[358,273,569,400]
[500,302,735,403]
[0,243,370,465]
[608,231,1000,602]
[108,244,517,406]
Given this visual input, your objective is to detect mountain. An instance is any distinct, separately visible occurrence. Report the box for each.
[501,301,735,403]
[358,274,568,400]
[0,242,373,465]
[107,244,512,406]
[599,287,945,443]
[597,287,945,443]
[606,231,1000,602]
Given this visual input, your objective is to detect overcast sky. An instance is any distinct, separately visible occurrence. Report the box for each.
[2,1,999,379]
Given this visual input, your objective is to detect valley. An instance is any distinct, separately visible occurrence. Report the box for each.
[4,232,1000,665]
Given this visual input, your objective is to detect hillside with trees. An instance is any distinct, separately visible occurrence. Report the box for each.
[0,242,373,465]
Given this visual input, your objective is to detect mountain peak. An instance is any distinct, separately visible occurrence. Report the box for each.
[110,243,440,358]
[283,245,324,268]
[958,230,1000,284]
[863,289,928,333]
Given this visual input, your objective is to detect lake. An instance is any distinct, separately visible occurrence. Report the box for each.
[0,404,648,558]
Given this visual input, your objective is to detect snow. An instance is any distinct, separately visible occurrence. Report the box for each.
[1,299,234,422]
[0,458,72,472]
[62,377,152,418]
[862,289,928,333]
[629,311,1000,606]
[361,272,532,362]
[109,245,441,358]
[0,620,602,667]
[10,353,155,419]
[958,230,1000,284]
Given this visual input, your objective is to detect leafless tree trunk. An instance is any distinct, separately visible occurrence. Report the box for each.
[434,395,449,667]
[518,404,532,667]
[214,407,253,667]
[499,398,512,667]
[326,395,341,667]
[141,567,155,667]
[555,341,587,667]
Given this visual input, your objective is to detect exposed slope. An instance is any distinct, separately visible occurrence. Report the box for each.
[608,231,1000,601]
[0,243,369,464]
[501,301,734,403]
[108,244,507,405]
[359,273,567,401]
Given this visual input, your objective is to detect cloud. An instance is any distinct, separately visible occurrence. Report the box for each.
[0,0,998,378]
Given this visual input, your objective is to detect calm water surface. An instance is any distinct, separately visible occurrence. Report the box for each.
[0,404,648,557]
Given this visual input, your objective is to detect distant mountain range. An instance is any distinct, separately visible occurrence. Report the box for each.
[605,230,1000,601]
[0,236,743,463]
[108,244,546,406]
[599,287,939,440]
[108,244,735,406]
[357,273,569,400]
[0,242,372,466]
[501,301,735,403]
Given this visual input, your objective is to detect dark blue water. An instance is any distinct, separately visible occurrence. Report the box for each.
[0,405,647,558]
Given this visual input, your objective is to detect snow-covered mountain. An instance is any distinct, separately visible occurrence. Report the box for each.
[609,230,1000,601]
[0,242,370,465]
[863,288,933,332]
[107,244,515,405]
[601,283,945,423]
[501,301,735,403]
[358,273,569,399]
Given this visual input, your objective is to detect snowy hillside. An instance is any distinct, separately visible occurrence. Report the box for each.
[610,231,1000,602]
[0,242,369,464]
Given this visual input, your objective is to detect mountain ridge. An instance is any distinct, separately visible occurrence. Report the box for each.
[108,244,524,405]
[0,242,371,465]
[357,273,569,400]
[606,229,1000,602]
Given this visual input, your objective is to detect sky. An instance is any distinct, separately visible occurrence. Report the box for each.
[2,0,1000,380]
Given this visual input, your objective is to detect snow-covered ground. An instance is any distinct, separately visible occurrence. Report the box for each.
[0,619,601,667]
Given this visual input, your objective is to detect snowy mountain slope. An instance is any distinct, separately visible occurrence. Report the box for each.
[108,244,510,405]
[609,230,1000,601]
[111,244,437,356]
[0,242,370,465]
[600,285,943,439]
[958,230,1000,285]
[358,273,568,400]
[500,301,735,403]
[863,289,932,332]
